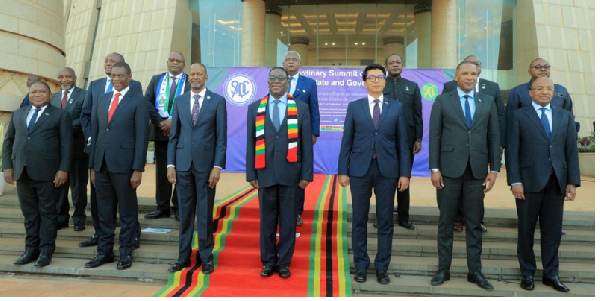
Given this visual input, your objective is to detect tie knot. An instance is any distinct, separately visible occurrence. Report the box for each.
[35,108,41,112]
[540,107,547,113]
[374,99,380,104]
[171,76,177,81]
[273,99,280,104]
[463,95,470,100]
[63,90,69,96]
[114,93,121,98]
[193,94,200,101]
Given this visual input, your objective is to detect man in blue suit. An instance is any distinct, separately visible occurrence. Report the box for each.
[166,63,227,274]
[505,77,579,293]
[79,52,143,249]
[282,51,320,226]
[338,64,411,285]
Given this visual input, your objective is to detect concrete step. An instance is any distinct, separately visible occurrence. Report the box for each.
[0,194,161,214]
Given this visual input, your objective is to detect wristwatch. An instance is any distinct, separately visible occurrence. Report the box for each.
[430,169,440,173]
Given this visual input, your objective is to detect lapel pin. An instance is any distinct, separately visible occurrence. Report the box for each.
[478,98,482,103]
[482,84,486,90]
[384,101,389,105]
[69,99,73,104]
[44,112,50,116]
[302,89,306,93]
[405,86,409,91]
[207,96,211,100]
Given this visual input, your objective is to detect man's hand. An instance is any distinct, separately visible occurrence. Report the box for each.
[483,172,498,193]
[299,180,309,189]
[89,169,95,186]
[431,171,444,189]
[413,140,422,154]
[130,171,143,189]
[511,184,525,200]
[3,169,14,185]
[312,135,318,145]
[249,180,259,189]
[167,167,176,185]
[209,168,221,188]
[54,170,68,187]
[338,175,350,187]
[159,119,172,136]
[500,147,504,156]
[565,184,577,201]
[397,176,409,192]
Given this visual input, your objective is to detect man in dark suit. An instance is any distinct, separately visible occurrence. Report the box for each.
[505,77,579,293]
[18,75,41,109]
[338,64,411,285]
[282,51,320,226]
[166,63,226,274]
[79,52,143,248]
[85,62,149,270]
[380,53,422,230]
[246,67,313,279]
[429,62,501,290]
[3,81,72,267]
[50,67,88,231]
[144,51,191,221]
[443,55,504,233]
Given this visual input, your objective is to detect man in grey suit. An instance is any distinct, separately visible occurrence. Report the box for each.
[429,62,501,290]
[246,67,313,279]
[505,77,579,293]
[3,81,72,267]
[338,64,411,284]
[85,62,149,270]
[50,67,88,231]
[166,63,227,274]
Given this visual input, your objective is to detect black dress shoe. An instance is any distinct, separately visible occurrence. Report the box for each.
[117,255,133,270]
[57,221,69,230]
[134,237,140,249]
[34,254,52,267]
[431,270,450,286]
[85,254,115,268]
[14,250,40,265]
[467,271,494,290]
[542,276,570,292]
[73,223,85,231]
[202,261,215,274]
[354,269,367,283]
[520,276,535,291]
[278,266,290,278]
[373,222,378,228]
[376,270,390,284]
[261,265,276,277]
[144,210,170,219]
[79,235,99,248]
[398,221,415,230]
[168,260,191,272]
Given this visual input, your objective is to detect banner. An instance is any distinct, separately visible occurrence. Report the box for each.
[206,67,453,177]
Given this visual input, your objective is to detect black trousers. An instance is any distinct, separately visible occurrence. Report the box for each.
[516,174,564,278]
[259,184,299,267]
[437,163,484,272]
[396,150,415,222]
[155,140,178,213]
[297,188,306,216]
[176,168,215,263]
[350,159,396,271]
[17,168,59,255]
[57,155,88,225]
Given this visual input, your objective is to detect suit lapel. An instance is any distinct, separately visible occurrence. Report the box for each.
[550,106,562,143]
[19,107,29,130]
[108,91,132,125]
[359,98,375,131]
[50,93,61,108]
[31,105,55,133]
[98,78,107,95]
[292,75,304,97]
[450,92,468,129]
[194,91,211,128]
[65,87,82,111]
[524,106,550,141]
[178,92,192,127]
[377,98,391,129]
[470,92,484,127]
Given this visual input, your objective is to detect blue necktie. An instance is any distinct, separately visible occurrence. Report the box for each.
[287,77,294,93]
[27,108,41,134]
[106,80,113,93]
[463,95,472,127]
[540,108,551,138]
[273,99,281,131]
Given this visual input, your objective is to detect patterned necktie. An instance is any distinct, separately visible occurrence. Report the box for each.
[463,95,472,127]
[61,90,68,109]
[108,93,121,122]
[372,99,380,158]
[273,99,281,131]
[169,76,177,99]
[540,108,551,138]
[27,108,41,134]
[106,79,113,93]
[191,94,201,126]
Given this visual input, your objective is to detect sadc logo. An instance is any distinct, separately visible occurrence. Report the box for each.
[421,83,439,101]
[224,73,257,106]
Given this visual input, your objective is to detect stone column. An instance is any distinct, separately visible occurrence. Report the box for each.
[289,37,309,64]
[414,3,432,68]
[382,37,405,62]
[241,0,266,67]
[431,0,457,68]
[264,5,282,67]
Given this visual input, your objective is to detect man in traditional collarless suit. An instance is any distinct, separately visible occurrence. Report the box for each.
[3,81,72,267]
[505,77,579,293]
[246,67,313,279]
[85,62,149,270]
[429,62,501,290]
[79,52,143,249]
[338,64,411,285]
[50,67,88,231]
[282,51,320,226]
[166,63,226,274]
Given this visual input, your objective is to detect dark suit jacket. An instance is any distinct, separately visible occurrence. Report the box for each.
[246,96,313,187]
[3,105,72,181]
[51,87,86,158]
[145,73,191,142]
[291,75,320,137]
[505,105,580,194]
[167,90,227,172]
[429,91,501,179]
[383,76,423,146]
[89,89,149,173]
[443,78,505,146]
[19,94,30,109]
[338,97,411,179]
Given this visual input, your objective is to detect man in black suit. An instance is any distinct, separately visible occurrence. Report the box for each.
[505,77,579,293]
[79,52,143,248]
[50,67,88,231]
[85,62,149,270]
[144,51,191,221]
[338,64,411,284]
[3,81,72,267]
[246,67,313,278]
[166,63,226,274]
[18,75,41,109]
[429,62,501,290]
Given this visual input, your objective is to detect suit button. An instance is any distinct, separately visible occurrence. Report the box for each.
[375,132,378,135]
[27,137,30,140]
[276,135,279,138]
[549,158,552,161]
[549,145,553,148]
[466,144,469,147]
[468,131,471,134]
[106,128,109,131]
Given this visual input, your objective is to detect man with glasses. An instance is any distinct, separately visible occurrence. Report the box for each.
[338,64,411,284]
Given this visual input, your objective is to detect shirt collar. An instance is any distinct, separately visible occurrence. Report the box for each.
[532,101,551,111]
[457,87,475,99]
[191,88,206,99]
[289,73,299,81]
[269,93,288,104]
[113,86,129,96]
[62,87,74,94]
[367,94,383,104]
[30,104,48,111]
[169,72,182,80]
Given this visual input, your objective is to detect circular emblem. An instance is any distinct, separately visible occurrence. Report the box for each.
[421,83,439,101]
[224,73,257,106]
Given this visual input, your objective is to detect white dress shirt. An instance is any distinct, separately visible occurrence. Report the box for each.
[108,86,130,112]
[26,105,49,125]
[367,94,384,118]
[288,73,299,94]
[190,88,206,112]
[61,87,74,102]
[531,102,553,130]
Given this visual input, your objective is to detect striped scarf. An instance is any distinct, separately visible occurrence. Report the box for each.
[255,93,298,169]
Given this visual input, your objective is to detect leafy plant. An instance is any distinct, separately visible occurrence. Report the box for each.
[577,132,595,153]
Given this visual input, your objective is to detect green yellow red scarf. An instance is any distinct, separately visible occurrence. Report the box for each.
[255,93,298,169]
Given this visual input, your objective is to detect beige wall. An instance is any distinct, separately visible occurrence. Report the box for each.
[64,0,97,88]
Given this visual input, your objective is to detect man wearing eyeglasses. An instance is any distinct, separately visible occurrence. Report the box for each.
[338,64,411,284]
[144,51,191,222]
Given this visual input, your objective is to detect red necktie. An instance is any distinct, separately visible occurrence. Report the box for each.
[108,93,121,122]
[61,90,68,109]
